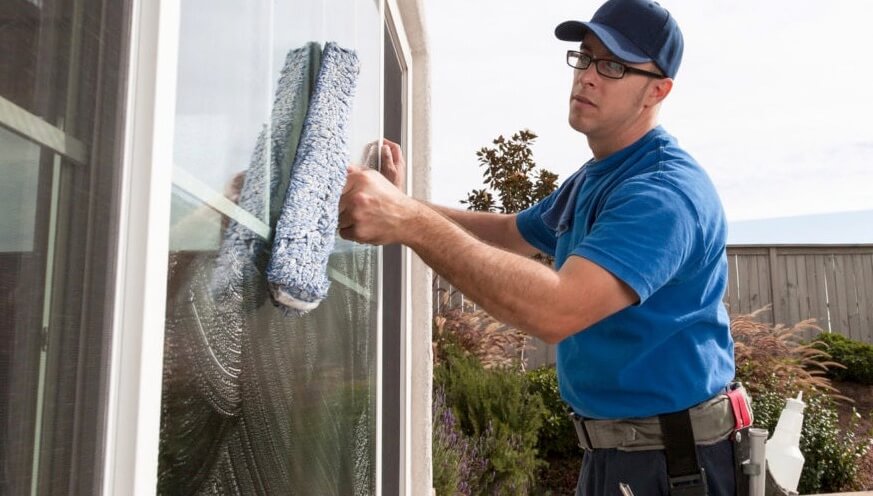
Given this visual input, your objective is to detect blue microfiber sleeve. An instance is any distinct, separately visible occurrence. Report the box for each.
[266,42,360,314]
[194,43,319,415]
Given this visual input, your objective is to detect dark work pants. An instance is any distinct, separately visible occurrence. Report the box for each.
[575,438,736,496]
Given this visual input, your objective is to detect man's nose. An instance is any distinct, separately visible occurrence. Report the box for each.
[576,63,599,85]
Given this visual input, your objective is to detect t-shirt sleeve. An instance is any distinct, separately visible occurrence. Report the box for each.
[516,191,559,257]
[572,179,699,303]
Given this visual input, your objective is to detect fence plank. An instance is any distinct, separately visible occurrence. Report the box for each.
[831,255,852,337]
[726,253,739,314]
[845,255,862,340]
[527,337,553,370]
[806,255,828,332]
[843,254,862,340]
[748,255,762,312]
[795,256,811,320]
[759,255,774,323]
[742,255,759,315]
[792,255,818,340]
[785,255,801,326]
[853,255,870,343]
[862,254,873,343]
[769,248,783,324]
[805,255,820,326]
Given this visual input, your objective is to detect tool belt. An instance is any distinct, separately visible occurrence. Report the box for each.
[571,388,747,451]
[571,383,754,496]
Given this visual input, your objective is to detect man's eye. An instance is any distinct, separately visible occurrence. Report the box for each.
[604,61,624,73]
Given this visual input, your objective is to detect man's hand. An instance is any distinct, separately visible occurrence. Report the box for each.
[379,139,405,189]
[224,171,246,204]
[338,165,420,245]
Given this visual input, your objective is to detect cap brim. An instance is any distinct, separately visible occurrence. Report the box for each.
[555,20,650,64]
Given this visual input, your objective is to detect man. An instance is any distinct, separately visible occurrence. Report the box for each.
[339,0,740,494]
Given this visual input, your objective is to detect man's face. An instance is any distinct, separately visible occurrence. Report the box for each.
[568,33,662,139]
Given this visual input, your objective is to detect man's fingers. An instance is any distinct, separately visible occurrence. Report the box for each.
[339,226,354,240]
[381,143,393,165]
[338,208,353,229]
[385,140,403,166]
[381,144,396,174]
[343,165,363,194]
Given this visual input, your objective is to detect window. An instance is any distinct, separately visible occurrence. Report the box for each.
[157,1,388,493]
[0,0,131,494]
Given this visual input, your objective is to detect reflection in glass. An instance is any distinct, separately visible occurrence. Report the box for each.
[159,2,381,490]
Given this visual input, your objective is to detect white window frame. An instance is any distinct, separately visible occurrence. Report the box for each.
[102,0,180,494]
[383,1,415,494]
[102,0,405,494]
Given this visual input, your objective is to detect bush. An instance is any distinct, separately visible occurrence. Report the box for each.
[810,332,873,385]
[732,310,872,492]
[433,307,528,370]
[432,387,487,496]
[527,366,583,495]
[751,378,871,493]
[731,312,841,399]
[435,347,546,494]
[526,366,579,459]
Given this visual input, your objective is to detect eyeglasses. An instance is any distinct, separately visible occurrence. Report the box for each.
[566,50,665,80]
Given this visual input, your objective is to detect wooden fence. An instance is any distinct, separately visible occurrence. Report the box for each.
[433,245,873,369]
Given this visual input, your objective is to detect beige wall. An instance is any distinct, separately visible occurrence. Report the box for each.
[393,0,433,494]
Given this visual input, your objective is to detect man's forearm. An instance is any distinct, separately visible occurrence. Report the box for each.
[427,203,537,256]
[407,203,566,342]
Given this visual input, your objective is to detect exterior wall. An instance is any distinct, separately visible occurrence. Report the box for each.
[392,2,434,494]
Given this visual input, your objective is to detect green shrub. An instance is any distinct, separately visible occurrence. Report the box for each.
[810,332,873,385]
[732,312,872,492]
[435,347,546,494]
[526,366,579,459]
[750,379,871,493]
[432,387,487,496]
[527,366,583,495]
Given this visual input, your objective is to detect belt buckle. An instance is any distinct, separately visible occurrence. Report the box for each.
[571,413,594,450]
[669,468,708,496]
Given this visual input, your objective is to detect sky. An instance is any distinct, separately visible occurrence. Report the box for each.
[422,1,873,238]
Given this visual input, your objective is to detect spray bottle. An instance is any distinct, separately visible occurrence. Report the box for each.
[766,392,806,492]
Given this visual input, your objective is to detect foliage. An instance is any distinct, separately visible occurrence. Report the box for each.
[526,366,579,459]
[433,305,528,370]
[731,309,845,400]
[435,347,546,494]
[810,332,873,385]
[732,309,871,492]
[432,387,488,496]
[527,366,583,495]
[462,129,558,214]
[751,378,871,493]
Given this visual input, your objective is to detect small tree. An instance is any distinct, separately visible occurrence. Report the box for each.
[462,130,558,214]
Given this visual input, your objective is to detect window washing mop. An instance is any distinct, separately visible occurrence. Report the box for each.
[266,42,360,314]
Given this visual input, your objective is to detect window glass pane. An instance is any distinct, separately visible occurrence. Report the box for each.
[0,1,130,494]
[0,128,41,251]
[159,1,383,494]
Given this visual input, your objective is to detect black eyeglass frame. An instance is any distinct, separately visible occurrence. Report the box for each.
[566,50,666,80]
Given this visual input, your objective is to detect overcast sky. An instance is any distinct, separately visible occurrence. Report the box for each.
[423,1,873,225]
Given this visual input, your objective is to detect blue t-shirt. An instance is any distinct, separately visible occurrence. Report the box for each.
[516,126,734,419]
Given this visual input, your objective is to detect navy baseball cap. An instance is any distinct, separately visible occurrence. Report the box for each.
[555,0,684,78]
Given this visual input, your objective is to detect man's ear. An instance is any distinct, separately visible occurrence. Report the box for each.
[647,78,673,106]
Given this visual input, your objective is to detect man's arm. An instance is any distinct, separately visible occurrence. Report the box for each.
[406,206,637,343]
[338,168,638,343]
[376,139,539,257]
[426,205,539,257]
